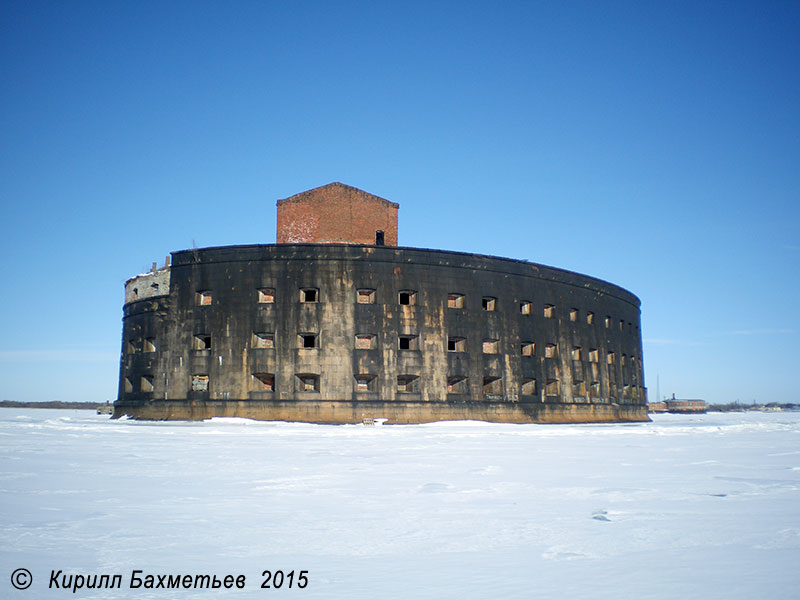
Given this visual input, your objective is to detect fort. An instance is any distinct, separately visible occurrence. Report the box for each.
[115,182,648,423]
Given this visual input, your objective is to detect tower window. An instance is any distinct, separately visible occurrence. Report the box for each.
[605,316,611,328]
[520,301,532,315]
[193,334,211,350]
[355,334,376,349]
[607,351,616,365]
[447,336,467,352]
[191,374,209,392]
[482,297,496,311]
[300,288,318,303]
[375,230,385,245]
[140,375,154,393]
[545,378,560,396]
[570,308,578,322]
[252,332,275,349]
[587,311,595,325]
[354,374,377,392]
[545,343,557,359]
[544,304,555,318]
[398,290,417,305]
[399,334,419,351]
[520,378,537,396]
[447,375,468,393]
[197,290,212,306]
[588,348,599,363]
[573,380,587,396]
[299,334,318,349]
[124,377,133,393]
[296,374,320,392]
[253,373,275,391]
[143,338,156,353]
[397,375,419,392]
[483,376,503,396]
[482,339,499,354]
[448,293,465,309]
[357,289,376,304]
[257,288,275,303]
[521,342,534,357]
[571,346,582,360]
[591,381,600,396]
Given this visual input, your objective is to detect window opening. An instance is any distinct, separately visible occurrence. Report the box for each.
[124,377,133,393]
[482,296,496,311]
[193,334,211,350]
[588,348,599,363]
[252,332,275,349]
[447,336,467,352]
[296,374,320,392]
[397,375,419,392]
[375,230,385,245]
[570,308,578,322]
[571,346,582,360]
[545,343,557,359]
[544,304,555,318]
[143,337,156,353]
[591,381,601,396]
[257,288,275,303]
[605,316,611,328]
[447,376,468,393]
[520,301,532,315]
[607,351,616,365]
[399,335,419,351]
[197,290,212,306]
[355,334,376,349]
[299,334,318,349]
[573,380,587,396]
[482,339,499,354]
[545,378,560,396]
[521,342,535,356]
[140,375,154,393]
[447,293,465,309]
[483,376,503,397]
[587,311,595,325]
[300,288,318,303]
[357,289,376,304]
[191,374,209,392]
[253,373,275,391]
[354,374,377,392]
[398,290,417,305]
[520,378,537,396]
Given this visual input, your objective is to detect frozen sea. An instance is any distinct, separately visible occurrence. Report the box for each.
[1,409,799,599]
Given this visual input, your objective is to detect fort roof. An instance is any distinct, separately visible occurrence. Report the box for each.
[276,182,399,208]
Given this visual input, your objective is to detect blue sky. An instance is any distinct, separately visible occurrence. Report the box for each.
[1,1,798,405]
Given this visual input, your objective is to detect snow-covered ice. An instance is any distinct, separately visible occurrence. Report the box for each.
[1,409,799,599]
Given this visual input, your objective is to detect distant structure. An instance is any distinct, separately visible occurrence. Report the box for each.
[115,182,648,424]
[648,395,707,414]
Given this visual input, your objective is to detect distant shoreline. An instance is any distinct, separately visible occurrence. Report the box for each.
[0,400,107,410]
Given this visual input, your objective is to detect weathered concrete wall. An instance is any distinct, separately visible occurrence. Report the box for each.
[116,244,648,424]
[276,182,398,246]
[124,268,170,304]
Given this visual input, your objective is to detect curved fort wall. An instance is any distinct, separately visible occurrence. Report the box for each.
[115,244,648,423]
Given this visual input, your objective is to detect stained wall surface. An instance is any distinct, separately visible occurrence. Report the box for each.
[276,182,398,246]
[116,245,648,424]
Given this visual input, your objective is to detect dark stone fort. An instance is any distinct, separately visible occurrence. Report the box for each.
[115,183,648,423]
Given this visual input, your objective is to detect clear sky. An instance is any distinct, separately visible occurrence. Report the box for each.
[1,1,798,405]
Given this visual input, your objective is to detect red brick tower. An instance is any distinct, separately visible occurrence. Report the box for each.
[276,182,399,246]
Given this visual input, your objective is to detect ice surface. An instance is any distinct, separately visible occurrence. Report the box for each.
[1,410,799,599]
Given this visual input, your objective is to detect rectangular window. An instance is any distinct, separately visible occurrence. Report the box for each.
[298,334,318,349]
[296,373,320,392]
[143,337,156,353]
[357,289,376,304]
[355,334,376,349]
[588,348,599,363]
[191,374,209,392]
[447,336,467,352]
[483,376,503,396]
[354,374,377,392]
[520,378,537,396]
[257,288,275,303]
[140,375,154,393]
[607,351,616,365]
[545,378,560,396]
[591,381,601,396]
[619,319,625,331]
[520,301,532,315]
[398,290,417,305]
[300,288,318,303]
[605,316,611,328]
[587,311,595,325]
[124,377,133,393]
[397,375,419,392]
[571,346,582,360]
[482,296,496,311]
[482,339,499,354]
[252,332,275,349]
[399,334,419,351]
[126,339,139,354]
[570,308,578,322]
[447,293,465,309]
[621,354,627,366]
[521,342,535,357]
[196,290,212,306]
[545,343,557,359]
[573,380,587,396]
[253,373,275,391]
[447,375,468,393]
[544,304,555,318]
[193,334,211,350]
